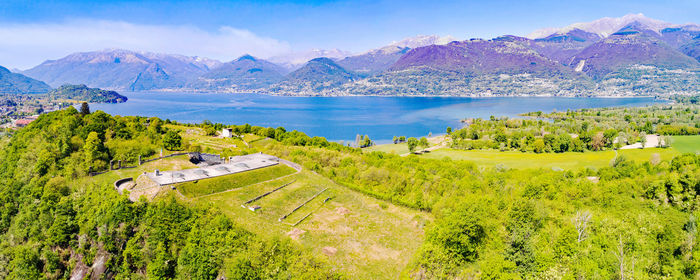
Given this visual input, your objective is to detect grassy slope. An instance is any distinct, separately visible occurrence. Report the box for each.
[420,148,680,170]
[167,124,247,152]
[671,135,700,154]
[363,143,410,155]
[181,170,429,279]
[177,164,297,198]
[242,134,264,143]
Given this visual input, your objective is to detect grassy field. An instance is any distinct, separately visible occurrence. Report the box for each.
[167,124,247,152]
[363,143,410,155]
[420,148,680,170]
[242,134,264,143]
[177,164,297,198]
[173,169,429,279]
[363,135,447,155]
[672,135,700,154]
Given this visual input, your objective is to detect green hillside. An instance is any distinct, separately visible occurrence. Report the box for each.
[48,84,128,103]
[1,102,700,279]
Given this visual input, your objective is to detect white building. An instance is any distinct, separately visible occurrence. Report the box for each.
[221,128,233,138]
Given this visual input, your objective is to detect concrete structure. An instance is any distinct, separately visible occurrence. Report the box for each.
[221,128,233,138]
[146,153,280,186]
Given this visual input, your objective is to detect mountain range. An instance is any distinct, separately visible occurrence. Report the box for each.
[0,65,51,94]
[9,14,700,97]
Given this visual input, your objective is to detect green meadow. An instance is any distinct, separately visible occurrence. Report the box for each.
[671,135,700,154]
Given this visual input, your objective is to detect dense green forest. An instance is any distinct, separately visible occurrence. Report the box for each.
[1,101,699,279]
[48,84,128,103]
[0,108,343,279]
[450,103,698,153]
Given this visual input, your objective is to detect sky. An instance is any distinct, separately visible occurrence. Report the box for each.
[0,0,698,69]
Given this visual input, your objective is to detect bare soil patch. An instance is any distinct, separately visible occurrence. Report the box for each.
[286,228,306,240]
[335,207,350,215]
[322,246,338,256]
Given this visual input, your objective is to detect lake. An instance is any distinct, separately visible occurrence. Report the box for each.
[89,92,665,144]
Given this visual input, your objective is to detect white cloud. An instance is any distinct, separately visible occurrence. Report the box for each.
[0,19,292,69]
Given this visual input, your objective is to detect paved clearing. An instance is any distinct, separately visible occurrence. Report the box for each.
[146,153,280,185]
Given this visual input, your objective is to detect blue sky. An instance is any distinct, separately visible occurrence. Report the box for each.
[0,0,698,68]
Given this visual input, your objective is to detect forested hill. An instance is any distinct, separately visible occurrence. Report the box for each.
[2,106,700,278]
[0,65,51,94]
[47,84,128,103]
[0,108,342,279]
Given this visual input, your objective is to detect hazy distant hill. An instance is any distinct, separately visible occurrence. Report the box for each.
[0,65,51,94]
[681,38,700,61]
[23,49,220,91]
[190,55,287,91]
[48,84,128,103]
[269,49,353,71]
[269,57,357,95]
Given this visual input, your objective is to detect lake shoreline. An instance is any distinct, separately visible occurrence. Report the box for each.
[90,92,666,143]
[119,89,664,99]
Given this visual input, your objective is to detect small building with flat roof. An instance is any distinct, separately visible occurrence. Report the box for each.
[221,128,233,138]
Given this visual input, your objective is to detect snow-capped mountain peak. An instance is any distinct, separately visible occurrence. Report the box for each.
[267,48,354,70]
[370,35,456,55]
[527,13,677,39]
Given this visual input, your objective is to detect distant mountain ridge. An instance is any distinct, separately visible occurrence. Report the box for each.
[17,14,700,97]
[23,49,219,91]
[337,35,454,76]
[189,55,288,92]
[0,65,51,94]
[270,57,357,95]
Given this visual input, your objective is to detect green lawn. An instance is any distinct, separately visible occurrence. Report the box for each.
[672,135,700,154]
[177,164,296,198]
[242,133,264,143]
[420,148,679,170]
[363,143,409,155]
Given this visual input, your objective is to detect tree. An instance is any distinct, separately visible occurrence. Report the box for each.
[603,129,618,148]
[573,211,592,243]
[640,132,647,148]
[407,137,418,153]
[556,134,572,153]
[393,136,398,144]
[571,137,585,152]
[419,137,429,151]
[80,102,90,115]
[426,204,486,262]
[163,130,182,151]
[84,131,106,170]
[494,132,508,144]
[361,135,372,148]
[591,132,605,151]
[446,127,452,135]
[533,139,545,153]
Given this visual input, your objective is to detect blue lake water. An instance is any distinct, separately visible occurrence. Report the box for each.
[89,92,665,144]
